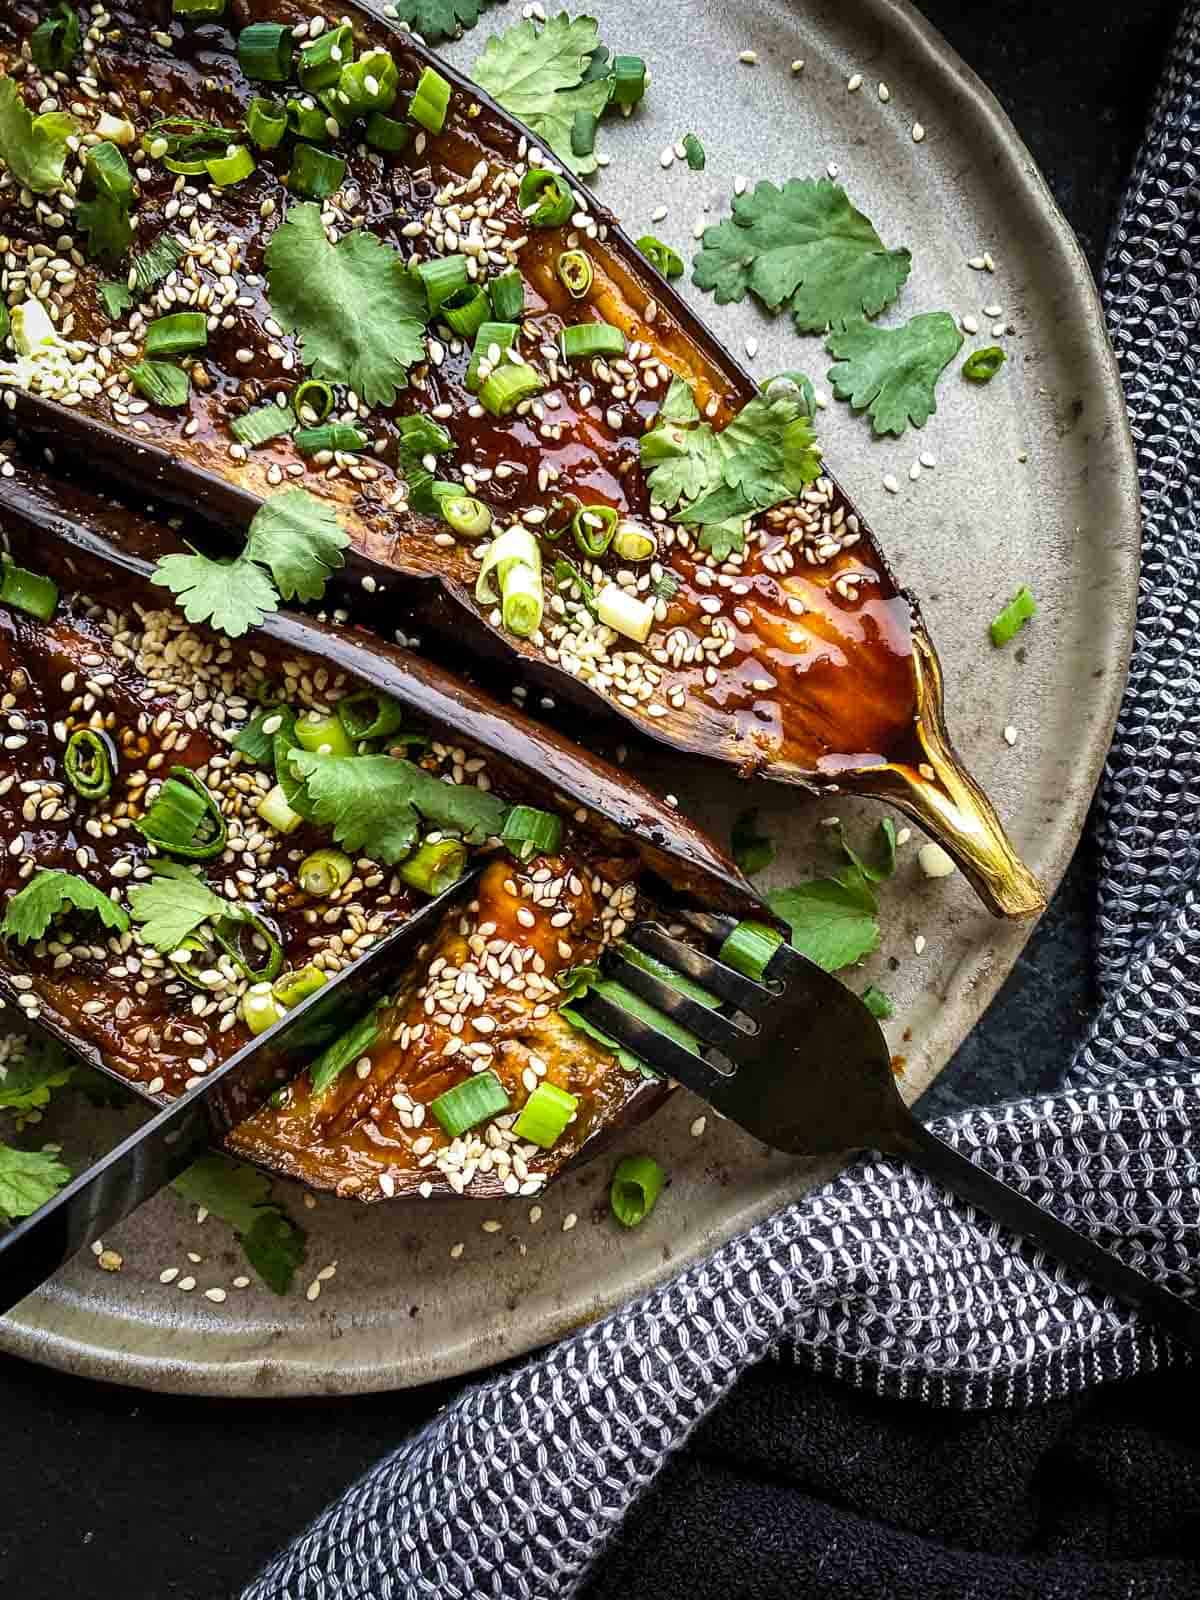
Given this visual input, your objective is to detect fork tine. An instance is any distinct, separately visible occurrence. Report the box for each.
[676,908,740,944]
[575,991,736,1101]
[601,950,751,1049]
[627,924,770,1011]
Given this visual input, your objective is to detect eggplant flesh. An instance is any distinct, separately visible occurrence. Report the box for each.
[0,1,1043,918]
[0,454,760,1198]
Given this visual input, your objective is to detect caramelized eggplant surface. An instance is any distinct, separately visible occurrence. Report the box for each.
[0,456,759,1196]
[0,0,1044,917]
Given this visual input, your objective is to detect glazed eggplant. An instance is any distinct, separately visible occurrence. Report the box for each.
[0,450,763,1198]
[0,0,1043,919]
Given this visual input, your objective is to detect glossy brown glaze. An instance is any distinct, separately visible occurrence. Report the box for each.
[0,0,1043,916]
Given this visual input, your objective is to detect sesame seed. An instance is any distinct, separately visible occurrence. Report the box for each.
[919,452,936,469]
[204,1287,227,1304]
[562,1211,578,1231]
[529,1204,543,1224]
[914,935,927,955]
[481,1218,502,1233]
[738,49,758,64]
[178,1276,196,1292]
[882,474,900,494]
[961,314,979,334]
[878,82,890,101]
[744,337,758,358]
[449,1241,465,1259]
[847,73,862,91]
[1004,724,1018,746]
[791,58,804,73]
[912,121,926,142]
[690,1115,707,1137]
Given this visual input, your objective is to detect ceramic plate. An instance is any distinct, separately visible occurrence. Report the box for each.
[0,0,1138,1394]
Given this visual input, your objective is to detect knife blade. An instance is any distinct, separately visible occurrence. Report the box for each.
[0,866,482,1318]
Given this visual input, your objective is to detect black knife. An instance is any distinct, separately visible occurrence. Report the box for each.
[0,867,481,1318]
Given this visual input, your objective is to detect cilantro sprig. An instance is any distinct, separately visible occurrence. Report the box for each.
[172,1153,306,1295]
[766,820,896,972]
[388,0,495,45]
[826,312,964,435]
[127,859,239,954]
[1,869,129,946]
[0,1144,71,1221]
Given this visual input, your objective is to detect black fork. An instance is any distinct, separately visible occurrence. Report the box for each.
[577,914,1200,1348]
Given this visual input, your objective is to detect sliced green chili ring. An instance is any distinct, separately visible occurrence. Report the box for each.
[635,235,684,278]
[238,22,294,82]
[230,403,293,448]
[513,1082,577,1148]
[162,154,211,176]
[206,145,256,186]
[430,1068,509,1137]
[64,728,116,801]
[560,321,625,360]
[144,312,208,357]
[440,495,492,539]
[241,983,283,1037]
[289,143,346,199]
[718,919,784,981]
[610,1154,665,1227]
[409,65,450,133]
[293,424,368,455]
[136,767,228,860]
[500,805,562,863]
[294,711,355,757]
[478,361,544,417]
[417,253,470,314]
[611,519,656,562]
[571,110,598,159]
[298,848,353,897]
[397,838,469,897]
[245,97,288,149]
[556,249,594,299]
[517,167,573,227]
[309,1003,383,1096]
[214,909,283,984]
[365,111,411,152]
[962,345,1007,383]
[272,964,328,1009]
[293,379,334,423]
[297,22,354,92]
[334,691,408,743]
[571,502,618,557]
[0,556,58,622]
[441,283,490,340]
[488,269,524,321]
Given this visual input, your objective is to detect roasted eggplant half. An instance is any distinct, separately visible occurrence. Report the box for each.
[0,0,1043,918]
[0,452,763,1198]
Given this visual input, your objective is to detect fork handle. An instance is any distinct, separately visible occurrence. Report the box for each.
[890,1115,1200,1349]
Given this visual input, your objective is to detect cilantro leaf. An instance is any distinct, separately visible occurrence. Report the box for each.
[473,13,611,174]
[388,0,494,44]
[1,869,129,945]
[731,809,774,876]
[826,312,964,436]
[98,279,133,320]
[150,552,278,639]
[172,1153,306,1294]
[767,874,879,972]
[695,518,746,560]
[265,204,427,408]
[31,5,82,74]
[243,489,349,604]
[660,376,699,424]
[0,77,75,195]
[0,1042,74,1117]
[693,178,911,333]
[288,750,506,864]
[862,985,894,1020]
[0,1144,70,1220]
[128,860,237,955]
[839,818,897,884]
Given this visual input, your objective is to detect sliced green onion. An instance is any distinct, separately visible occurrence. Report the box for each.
[293,379,335,424]
[338,49,399,113]
[241,982,283,1037]
[479,361,544,417]
[571,110,597,159]
[441,284,489,340]
[963,345,1006,383]
[571,503,618,558]
[318,86,357,133]
[294,424,368,455]
[862,985,894,1020]
[257,782,304,834]
[501,805,562,863]
[416,254,469,314]
[517,167,573,227]
[610,1154,664,1227]
[596,582,654,643]
[683,132,705,170]
[310,1003,383,1096]
[130,235,185,296]
[273,964,328,1009]
[298,23,354,92]
[298,848,353,897]
[87,140,132,203]
[611,520,656,562]
[556,249,593,299]
[245,96,288,149]
[440,495,492,539]
[397,837,469,896]
[513,1081,577,1148]
[476,526,541,606]
[610,55,647,108]
[365,111,411,152]
[466,320,519,392]
[137,768,228,860]
[500,561,544,637]
[430,1069,510,1137]
[206,145,255,186]
[128,359,190,409]
[64,728,116,800]
[335,692,407,743]
[488,269,524,322]
[990,584,1037,647]
[144,311,208,357]
[294,711,355,757]
[409,65,450,133]
[163,155,210,177]
[172,0,227,17]
[238,22,293,82]
[231,403,293,448]
[718,919,783,981]
[289,143,346,199]
[0,557,58,622]
[560,322,625,361]
[31,4,82,74]
[396,410,453,457]
[635,235,684,278]
[215,910,283,983]
[234,704,295,765]
[286,98,331,142]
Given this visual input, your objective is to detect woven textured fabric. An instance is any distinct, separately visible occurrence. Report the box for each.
[244,11,1200,1597]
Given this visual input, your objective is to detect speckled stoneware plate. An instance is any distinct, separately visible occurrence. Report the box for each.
[0,0,1138,1395]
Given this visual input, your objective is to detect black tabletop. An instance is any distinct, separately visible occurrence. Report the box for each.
[0,4,1179,1597]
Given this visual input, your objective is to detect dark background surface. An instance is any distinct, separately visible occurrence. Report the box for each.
[0,3,1182,1596]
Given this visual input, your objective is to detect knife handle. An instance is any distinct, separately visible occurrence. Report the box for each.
[0,1097,210,1319]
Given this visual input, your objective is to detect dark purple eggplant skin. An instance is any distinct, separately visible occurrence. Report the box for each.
[0,454,772,1197]
[0,0,1044,918]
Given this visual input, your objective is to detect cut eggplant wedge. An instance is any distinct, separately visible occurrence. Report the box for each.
[0,456,766,1199]
[0,0,1043,918]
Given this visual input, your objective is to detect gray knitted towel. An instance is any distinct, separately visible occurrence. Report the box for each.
[244,9,1200,1596]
